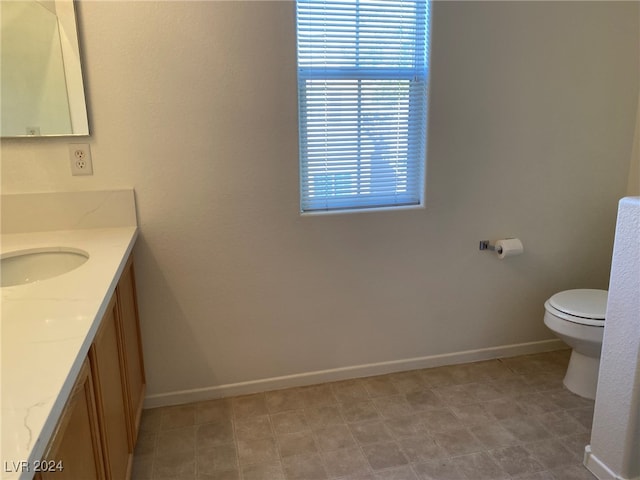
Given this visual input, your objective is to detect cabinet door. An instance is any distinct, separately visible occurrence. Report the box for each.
[40,359,105,480]
[116,255,146,449]
[90,296,132,479]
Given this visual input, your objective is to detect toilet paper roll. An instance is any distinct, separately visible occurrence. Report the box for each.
[496,238,524,259]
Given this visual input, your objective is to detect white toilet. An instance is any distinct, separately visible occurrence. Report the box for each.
[543,289,607,399]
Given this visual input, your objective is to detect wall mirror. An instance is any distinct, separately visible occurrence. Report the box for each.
[1,0,89,137]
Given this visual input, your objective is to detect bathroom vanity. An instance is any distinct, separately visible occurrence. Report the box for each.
[1,190,142,480]
[36,255,144,480]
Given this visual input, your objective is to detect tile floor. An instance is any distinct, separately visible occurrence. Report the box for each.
[132,350,598,480]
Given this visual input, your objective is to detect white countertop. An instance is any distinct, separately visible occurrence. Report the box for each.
[1,226,138,480]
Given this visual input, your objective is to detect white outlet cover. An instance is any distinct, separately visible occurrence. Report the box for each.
[69,144,93,176]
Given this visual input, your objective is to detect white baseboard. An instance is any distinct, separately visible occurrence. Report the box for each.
[144,338,565,408]
[584,445,640,480]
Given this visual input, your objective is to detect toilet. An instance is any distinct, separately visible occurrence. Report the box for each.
[543,289,607,399]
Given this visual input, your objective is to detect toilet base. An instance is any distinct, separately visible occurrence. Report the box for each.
[563,349,600,400]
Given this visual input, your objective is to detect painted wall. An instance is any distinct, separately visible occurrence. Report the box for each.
[628,98,640,196]
[587,197,640,479]
[1,1,638,402]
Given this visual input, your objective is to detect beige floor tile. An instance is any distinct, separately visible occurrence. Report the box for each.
[499,415,553,443]
[340,400,381,423]
[156,425,196,456]
[196,443,238,475]
[242,461,286,480]
[432,427,484,456]
[526,372,565,392]
[404,390,443,411]
[153,450,196,478]
[332,379,370,403]
[437,364,479,385]
[342,474,376,480]
[524,439,577,469]
[560,432,591,462]
[277,430,319,457]
[453,452,509,480]
[388,371,428,394]
[196,421,234,453]
[237,436,279,465]
[196,469,239,480]
[305,405,345,429]
[546,390,594,410]
[488,445,546,477]
[373,465,418,480]
[565,406,595,430]
[514,392,564,416]
[465,382,504,402]
[303,384,338,408]
[321,447,370,477]
[161,404,196,430]
[397,434,447,462]
[232,393,268,418]
[195,399,233,424]
[432,384,476,406]
[482,397,529,420]
[282,453,328,480]
[343,474,376,480]
[266,388,306,413]
[271,409,309,435]
[135,432,157,456]
[140,408,163,434]
[361,442,409,470]
[363,376,400,397]
[418,365,463,387]
[549,464,597,480]
[350,420,394,445]
[373,395,415,418]
[491,376,539,396]
[511,472,555,480]
[449,403,495,426]
[131,455,153,480]
[314,423,357,451]
[413,458,466,480]
[536,410,589,437]
[502,353,563,375]
[471,360,517,381]
[469,423,519,449]
[235,415,273,442]
[383,415,423,439]
[417,407,464,433]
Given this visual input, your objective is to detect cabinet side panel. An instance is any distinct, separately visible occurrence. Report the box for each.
[40,360,105,480]
[90,299,132,480]
[117,255,146,449]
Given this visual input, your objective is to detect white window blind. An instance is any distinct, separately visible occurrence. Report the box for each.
[296,0,430,212]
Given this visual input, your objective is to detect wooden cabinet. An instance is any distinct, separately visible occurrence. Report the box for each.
[90,296,132,480]
[39,360,105,480]
[38,253,145,480]
[116,256,146,447]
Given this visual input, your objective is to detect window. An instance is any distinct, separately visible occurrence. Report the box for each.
[296,0,431,213]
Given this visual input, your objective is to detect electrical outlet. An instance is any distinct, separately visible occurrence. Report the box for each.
[69,144,93,176]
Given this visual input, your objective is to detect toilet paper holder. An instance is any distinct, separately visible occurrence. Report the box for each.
[479,240,502,253]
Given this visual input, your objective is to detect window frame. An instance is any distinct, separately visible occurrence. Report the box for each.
[296,0,431,214]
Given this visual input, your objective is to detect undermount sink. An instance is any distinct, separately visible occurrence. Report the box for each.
[1,248,90,287]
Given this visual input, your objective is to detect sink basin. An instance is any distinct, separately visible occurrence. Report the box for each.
[1,248,89,287]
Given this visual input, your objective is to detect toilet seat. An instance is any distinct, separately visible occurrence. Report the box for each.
[545,289,607,327]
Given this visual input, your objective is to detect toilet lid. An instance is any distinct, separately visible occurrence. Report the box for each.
[548,289,608,320]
